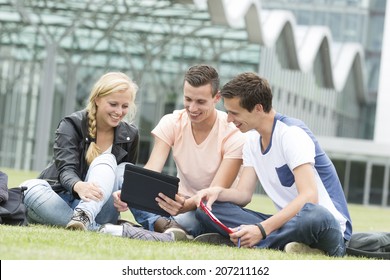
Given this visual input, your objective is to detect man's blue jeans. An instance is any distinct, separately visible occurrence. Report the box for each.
[195,202,346,257]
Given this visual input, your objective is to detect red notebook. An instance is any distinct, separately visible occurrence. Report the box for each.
[200,201,233,234]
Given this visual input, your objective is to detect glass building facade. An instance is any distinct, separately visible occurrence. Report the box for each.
[0,0,388,206]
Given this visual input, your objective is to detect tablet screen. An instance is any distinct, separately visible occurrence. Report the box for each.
[121,164,179,217]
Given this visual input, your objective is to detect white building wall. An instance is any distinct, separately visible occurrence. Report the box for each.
[374,1,390,144]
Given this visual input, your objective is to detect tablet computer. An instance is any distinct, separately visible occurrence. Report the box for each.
[120,164,180,217]
[200,201,233,234]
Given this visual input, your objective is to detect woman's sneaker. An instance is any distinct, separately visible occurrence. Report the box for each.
[66,208,91,231]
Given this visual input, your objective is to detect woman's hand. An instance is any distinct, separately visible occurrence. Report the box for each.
[73,181,103,202]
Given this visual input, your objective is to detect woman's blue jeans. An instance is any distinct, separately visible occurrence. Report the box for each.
[21,154,128,231]
[195,202,346,257]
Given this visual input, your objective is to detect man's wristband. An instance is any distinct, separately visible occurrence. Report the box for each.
[255,223,267,239]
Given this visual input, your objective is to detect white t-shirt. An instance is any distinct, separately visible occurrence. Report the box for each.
[152,109,246,197]
[243,113,352,239]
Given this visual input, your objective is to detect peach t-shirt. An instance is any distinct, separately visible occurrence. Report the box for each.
[152,109,245,197]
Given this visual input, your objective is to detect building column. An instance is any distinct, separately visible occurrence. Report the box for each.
[33,43,57,171]
[382,163,389,207]
[64,63,77,116]
[374,1,390,143]
[363,161,372,205]
[343,159,351,201]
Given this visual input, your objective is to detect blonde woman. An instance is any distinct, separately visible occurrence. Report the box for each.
[21,72,139,231]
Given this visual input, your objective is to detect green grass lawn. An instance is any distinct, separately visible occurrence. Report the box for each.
[1,167,40,187]
[1,167,390,260]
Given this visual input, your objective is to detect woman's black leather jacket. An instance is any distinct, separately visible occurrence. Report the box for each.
[38,110,139,197]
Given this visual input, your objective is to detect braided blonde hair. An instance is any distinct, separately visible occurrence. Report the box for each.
[85,72,138,165]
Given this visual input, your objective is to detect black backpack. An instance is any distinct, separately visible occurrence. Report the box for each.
[346,232,390,259]
[0,186,28,226]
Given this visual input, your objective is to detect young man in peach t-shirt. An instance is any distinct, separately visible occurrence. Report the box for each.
[108,65,245,240]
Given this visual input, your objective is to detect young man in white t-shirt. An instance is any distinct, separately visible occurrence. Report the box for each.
[194,72,352,256]
[101,65,246,240]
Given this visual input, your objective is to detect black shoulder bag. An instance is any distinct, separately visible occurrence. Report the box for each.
[0,187,28,226]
